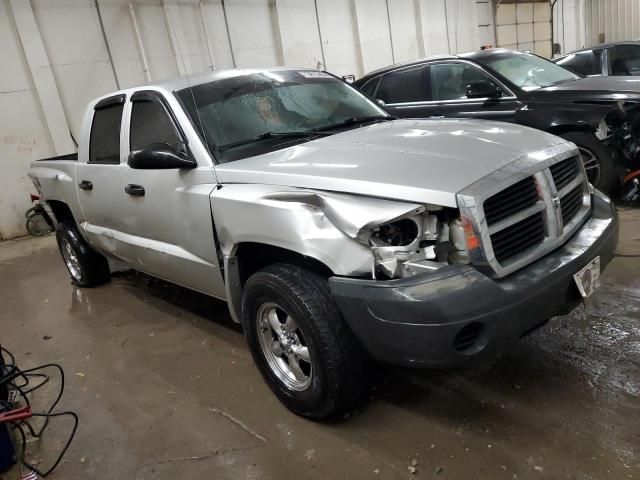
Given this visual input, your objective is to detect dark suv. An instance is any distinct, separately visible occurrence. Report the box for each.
[553,41,640,77]
[353,48,640,194]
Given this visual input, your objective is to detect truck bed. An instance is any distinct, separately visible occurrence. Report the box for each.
[36,152,78,162]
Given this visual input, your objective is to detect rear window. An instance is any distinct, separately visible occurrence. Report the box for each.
[89,103,123,164]
[377,66,430,104]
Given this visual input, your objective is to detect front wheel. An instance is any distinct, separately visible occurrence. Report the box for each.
[242,263,368,419]
[55,221,110,287]
[560,131,621,194]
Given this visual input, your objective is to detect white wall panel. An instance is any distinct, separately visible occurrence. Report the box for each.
[225,0,281,67]
[315,0,359,76]
[275,0,324,68]
[388,0,419,63]
[0,0,55,239]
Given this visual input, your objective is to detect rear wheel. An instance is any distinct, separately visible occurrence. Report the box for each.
[242,263,368,419]
[55,221,110,287]
[560,131,621,194]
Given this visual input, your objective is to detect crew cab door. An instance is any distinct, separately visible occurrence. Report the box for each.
[378,61,521,122]
[76,95,126,255]
[118,90,225,298]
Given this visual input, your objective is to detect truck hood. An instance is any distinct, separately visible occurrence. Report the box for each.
[527,76,640,100]
[214,119,566,207]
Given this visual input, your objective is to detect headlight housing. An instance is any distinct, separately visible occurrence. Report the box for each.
[368,208,471,279]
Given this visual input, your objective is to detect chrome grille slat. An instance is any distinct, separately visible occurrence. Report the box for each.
[561,185,584,224]
[550,157,580,191]
[483,176,539,225]
[490,212,546,263]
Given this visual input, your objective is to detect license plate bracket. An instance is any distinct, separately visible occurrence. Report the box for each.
[573,256,601,298]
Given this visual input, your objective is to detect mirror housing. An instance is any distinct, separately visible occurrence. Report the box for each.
[128,143,196,170]
[465,80,502,99]
[376,99,386,106]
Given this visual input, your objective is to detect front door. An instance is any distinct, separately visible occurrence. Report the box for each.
[118,90,224,298]
[380,61,522,123]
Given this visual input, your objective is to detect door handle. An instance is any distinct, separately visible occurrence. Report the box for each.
[78,180,93,191]
[125,184,145,197]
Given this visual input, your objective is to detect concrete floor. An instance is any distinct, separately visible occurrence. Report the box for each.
[1,210,639,480]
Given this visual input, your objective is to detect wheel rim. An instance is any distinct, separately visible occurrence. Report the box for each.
[60,238,82,281]
[577,146,601,186]
[256,302,312,391]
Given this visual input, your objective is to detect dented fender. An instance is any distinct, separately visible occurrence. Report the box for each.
[210,184,424,276]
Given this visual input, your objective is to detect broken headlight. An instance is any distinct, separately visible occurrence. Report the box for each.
[369,208,470,279]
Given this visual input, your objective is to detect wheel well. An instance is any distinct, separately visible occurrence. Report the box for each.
[47,200,75,226]
[548,124,594,136]
[235,242,334,286]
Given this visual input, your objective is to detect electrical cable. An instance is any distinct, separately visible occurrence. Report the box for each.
[0,345,78,477]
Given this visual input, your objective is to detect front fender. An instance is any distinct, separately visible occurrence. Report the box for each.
[210,184,423,277]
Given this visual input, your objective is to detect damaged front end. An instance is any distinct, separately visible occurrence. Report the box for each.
[263,190,473,280]
[600,101,640,169]
[365,207,472,279]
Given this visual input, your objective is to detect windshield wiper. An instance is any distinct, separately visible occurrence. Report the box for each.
[313,115,396,132]
[217,131,331,151]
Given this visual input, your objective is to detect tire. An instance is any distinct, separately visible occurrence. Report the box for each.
[55,221,110,287]
[242,263,368,419]
[560,131,621,195]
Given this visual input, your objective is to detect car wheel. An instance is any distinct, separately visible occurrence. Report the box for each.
[560,131,621,194]
[55,221,110,287]
[242,263,368,419]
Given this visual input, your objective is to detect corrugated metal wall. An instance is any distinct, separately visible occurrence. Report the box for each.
[586,0,640,45]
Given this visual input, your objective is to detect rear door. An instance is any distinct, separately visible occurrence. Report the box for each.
[118,90,224,297]
[76,95,125,256]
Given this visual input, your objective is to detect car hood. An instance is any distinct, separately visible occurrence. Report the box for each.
[214,119,567,207]
[528,76,640,100]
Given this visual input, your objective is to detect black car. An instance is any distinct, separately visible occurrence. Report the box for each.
[353,48,640,194]
[552,41,640,77]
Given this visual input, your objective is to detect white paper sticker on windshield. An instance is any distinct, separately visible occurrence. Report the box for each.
[298,71,332,79]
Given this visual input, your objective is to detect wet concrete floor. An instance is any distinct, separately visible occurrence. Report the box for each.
[0,209,638,479]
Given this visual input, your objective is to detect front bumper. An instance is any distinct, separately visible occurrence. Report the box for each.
[329,193,619,368]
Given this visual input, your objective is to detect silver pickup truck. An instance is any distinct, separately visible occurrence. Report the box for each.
[29,68,618,419]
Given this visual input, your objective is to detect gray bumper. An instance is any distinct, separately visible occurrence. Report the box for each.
[329,194,619,368]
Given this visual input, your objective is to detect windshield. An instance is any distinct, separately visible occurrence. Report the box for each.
[177,70,387,162]
[478,51,580,91]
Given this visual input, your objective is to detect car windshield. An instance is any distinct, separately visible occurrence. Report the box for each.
[177,70,387,162]
[478,51,580,91]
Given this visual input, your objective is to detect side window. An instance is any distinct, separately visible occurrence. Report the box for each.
[609,45,640,75]
[89,103,124,164]
[130,98,182,151]
[430,63,495,101]
[556,51,598,76]
[376,66,430,104]
[360,77,380,97]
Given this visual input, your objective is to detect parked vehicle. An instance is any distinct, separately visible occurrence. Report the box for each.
[552,41,640,77]
[28,68,618,419]
[353,48,640,194]
[25,193,54,237]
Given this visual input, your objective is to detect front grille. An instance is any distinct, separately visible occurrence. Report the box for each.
[561,185,584,224]
[550,156,580,191]
[483,176,539,225]
[490,212,546,263]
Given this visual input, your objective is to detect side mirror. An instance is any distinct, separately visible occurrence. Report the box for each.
[465,80,502,99]
[128,143,196,169]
